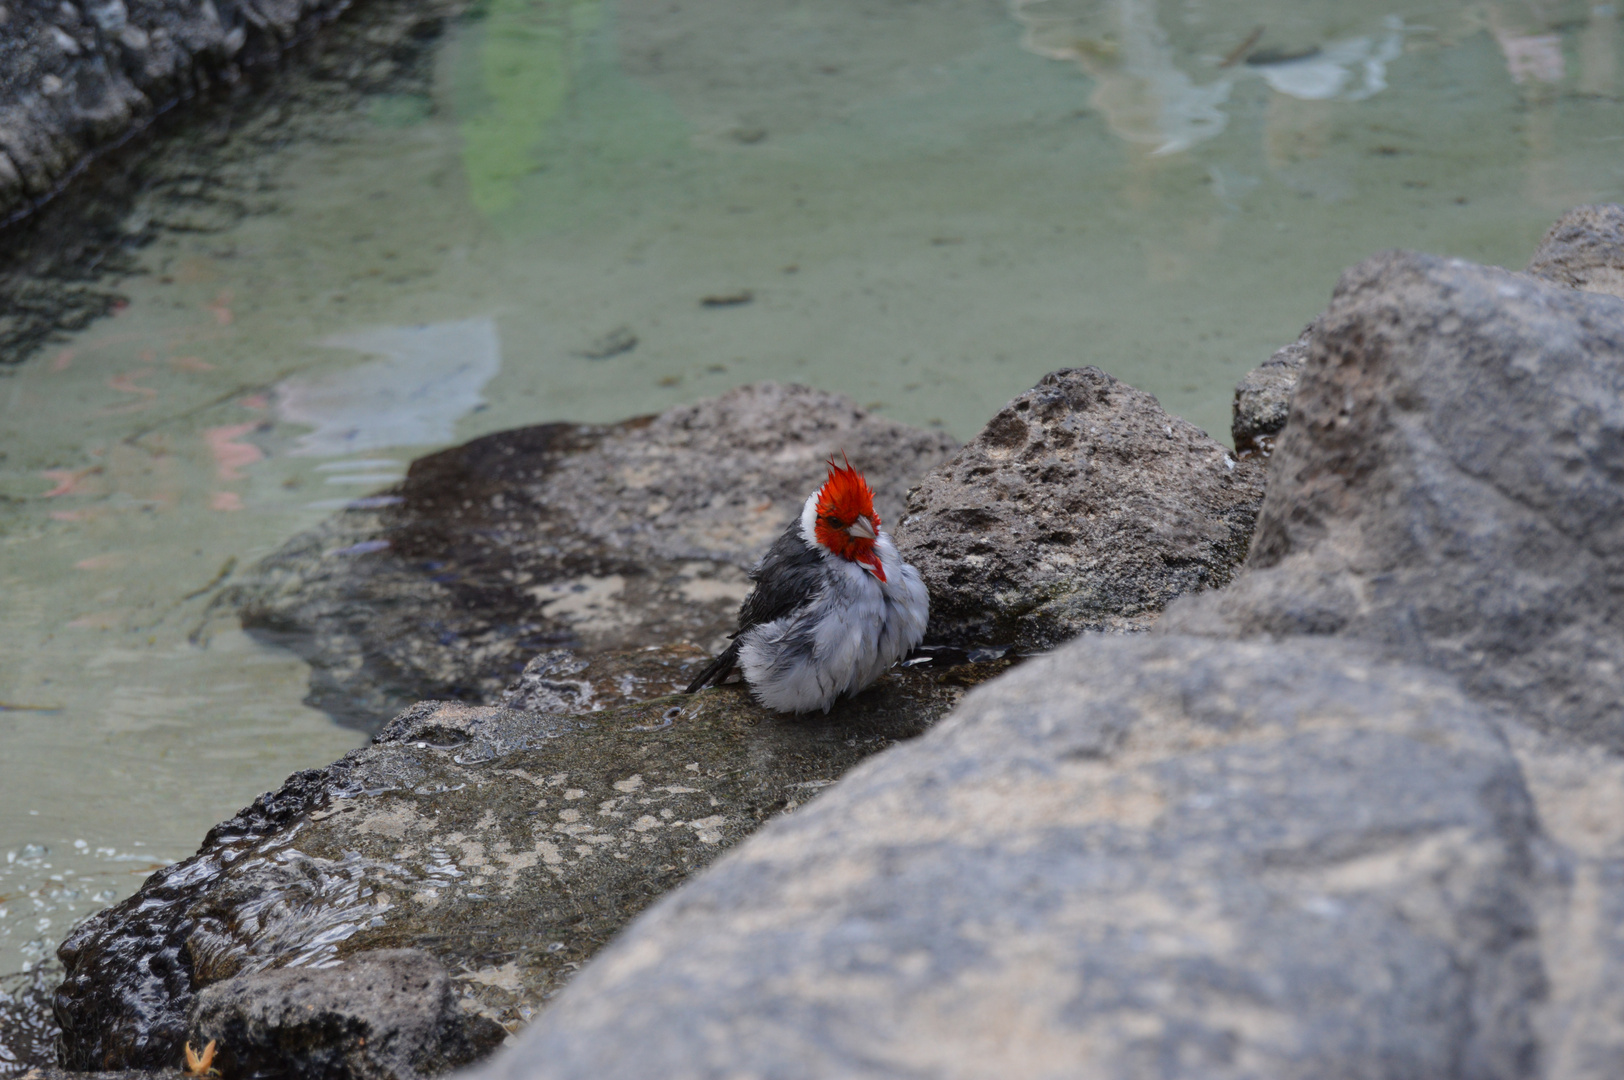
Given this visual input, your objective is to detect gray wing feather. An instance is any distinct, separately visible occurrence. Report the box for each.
[684,519,824,693]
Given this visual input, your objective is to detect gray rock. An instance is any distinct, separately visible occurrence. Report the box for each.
[1231,325,1310,457]
[0,0,351,223]
[1229,202,1624,467]
[1160,240,1624,1078]
[53,652,1014,1071]
[469,634,1545,1080]
[187,949,506,1080]
[892,367,1264,650]
[1161,249,1624,753]
[1526,203,1624,300]
[226,383,958,731]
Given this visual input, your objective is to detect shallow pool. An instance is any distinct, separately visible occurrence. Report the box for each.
[1,0,1621,979]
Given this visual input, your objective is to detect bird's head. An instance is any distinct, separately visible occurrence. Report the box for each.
[812,455,886,582]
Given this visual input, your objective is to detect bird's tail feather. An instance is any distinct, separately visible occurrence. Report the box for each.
[684,639,742,695]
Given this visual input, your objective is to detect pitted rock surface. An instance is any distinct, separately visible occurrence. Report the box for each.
[1526,203,1624,300]
[1231,326,1310,457]
[225,383,958,731]
[892,367,1264,650]
[0,0,356,224]
[1160,242,1624,1079]
[187,949,505,1080]
[1162,249,1624,752]
[53,655,1011,1071]
[468,634,1544,1080]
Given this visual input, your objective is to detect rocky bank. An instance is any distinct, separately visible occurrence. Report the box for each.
[43,369,1251,1074]
[448,208,1624,1079]
[32,206,1624,1079]
[0,0,358,225]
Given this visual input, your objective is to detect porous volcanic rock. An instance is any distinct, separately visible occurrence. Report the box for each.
[53,653,1012,1072]
[1159,245,1624,1078]
[1161,249,1624,752]
[467,634,1545,1080]
[1526,203,1624,300]
[892,367,1264,649]
[225,383,958,731]
[1231,325,1310,457]
[187,949,505,1080]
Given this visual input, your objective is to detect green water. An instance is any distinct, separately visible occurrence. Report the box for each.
[1,0,1621,978]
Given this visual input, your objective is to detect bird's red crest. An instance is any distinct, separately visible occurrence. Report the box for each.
[813,455,884,579]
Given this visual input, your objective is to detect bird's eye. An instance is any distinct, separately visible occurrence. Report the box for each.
[818,514,847,528]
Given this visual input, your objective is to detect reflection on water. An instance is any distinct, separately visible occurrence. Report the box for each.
[278,318,503,457]
[1248,18,1404,103]
[0,0,1621,991]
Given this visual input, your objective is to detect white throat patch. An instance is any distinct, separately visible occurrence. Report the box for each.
[799,490,823,553]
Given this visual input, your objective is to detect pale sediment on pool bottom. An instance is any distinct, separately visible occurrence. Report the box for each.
[276,318,502,457]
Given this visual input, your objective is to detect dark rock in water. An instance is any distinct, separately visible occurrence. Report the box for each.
[1162,249,1624,753]
[893,368,1264,650]
[1526,203,1624,300]
[467,635,1544,1080]
[1231,325,1310,457]
[54,654,1010,1072]
[225,383,958,731]
[188,949,506,1080]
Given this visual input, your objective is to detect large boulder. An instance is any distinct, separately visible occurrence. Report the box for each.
[1162,250,1624,752]
[226,383,958,731]
[52,656,1010,1072]
[1160,246,1624,1078]
[892,367,1265,650]
[467,635,1545,1080]
[1226,202,1624,466]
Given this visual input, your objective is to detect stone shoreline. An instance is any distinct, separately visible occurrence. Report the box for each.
[0,0,357,226]
[8,204,1624,1079]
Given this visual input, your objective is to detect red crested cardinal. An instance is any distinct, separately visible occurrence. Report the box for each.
[684,456,930,714]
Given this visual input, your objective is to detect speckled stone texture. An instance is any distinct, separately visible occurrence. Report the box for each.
[1526,203,1624,300]
[0,0,358,222]
[466,635,1545,1080]
[225,382,958,731]
[892,367,1265,650]
[187,950,505,1080]
[1162,250,1624,753]
[52,651,1014,1071]
[1230,325,1309,457]
[1159,247,1624,1079]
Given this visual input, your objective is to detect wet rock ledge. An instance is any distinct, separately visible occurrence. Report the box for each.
[0,0,358,224]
